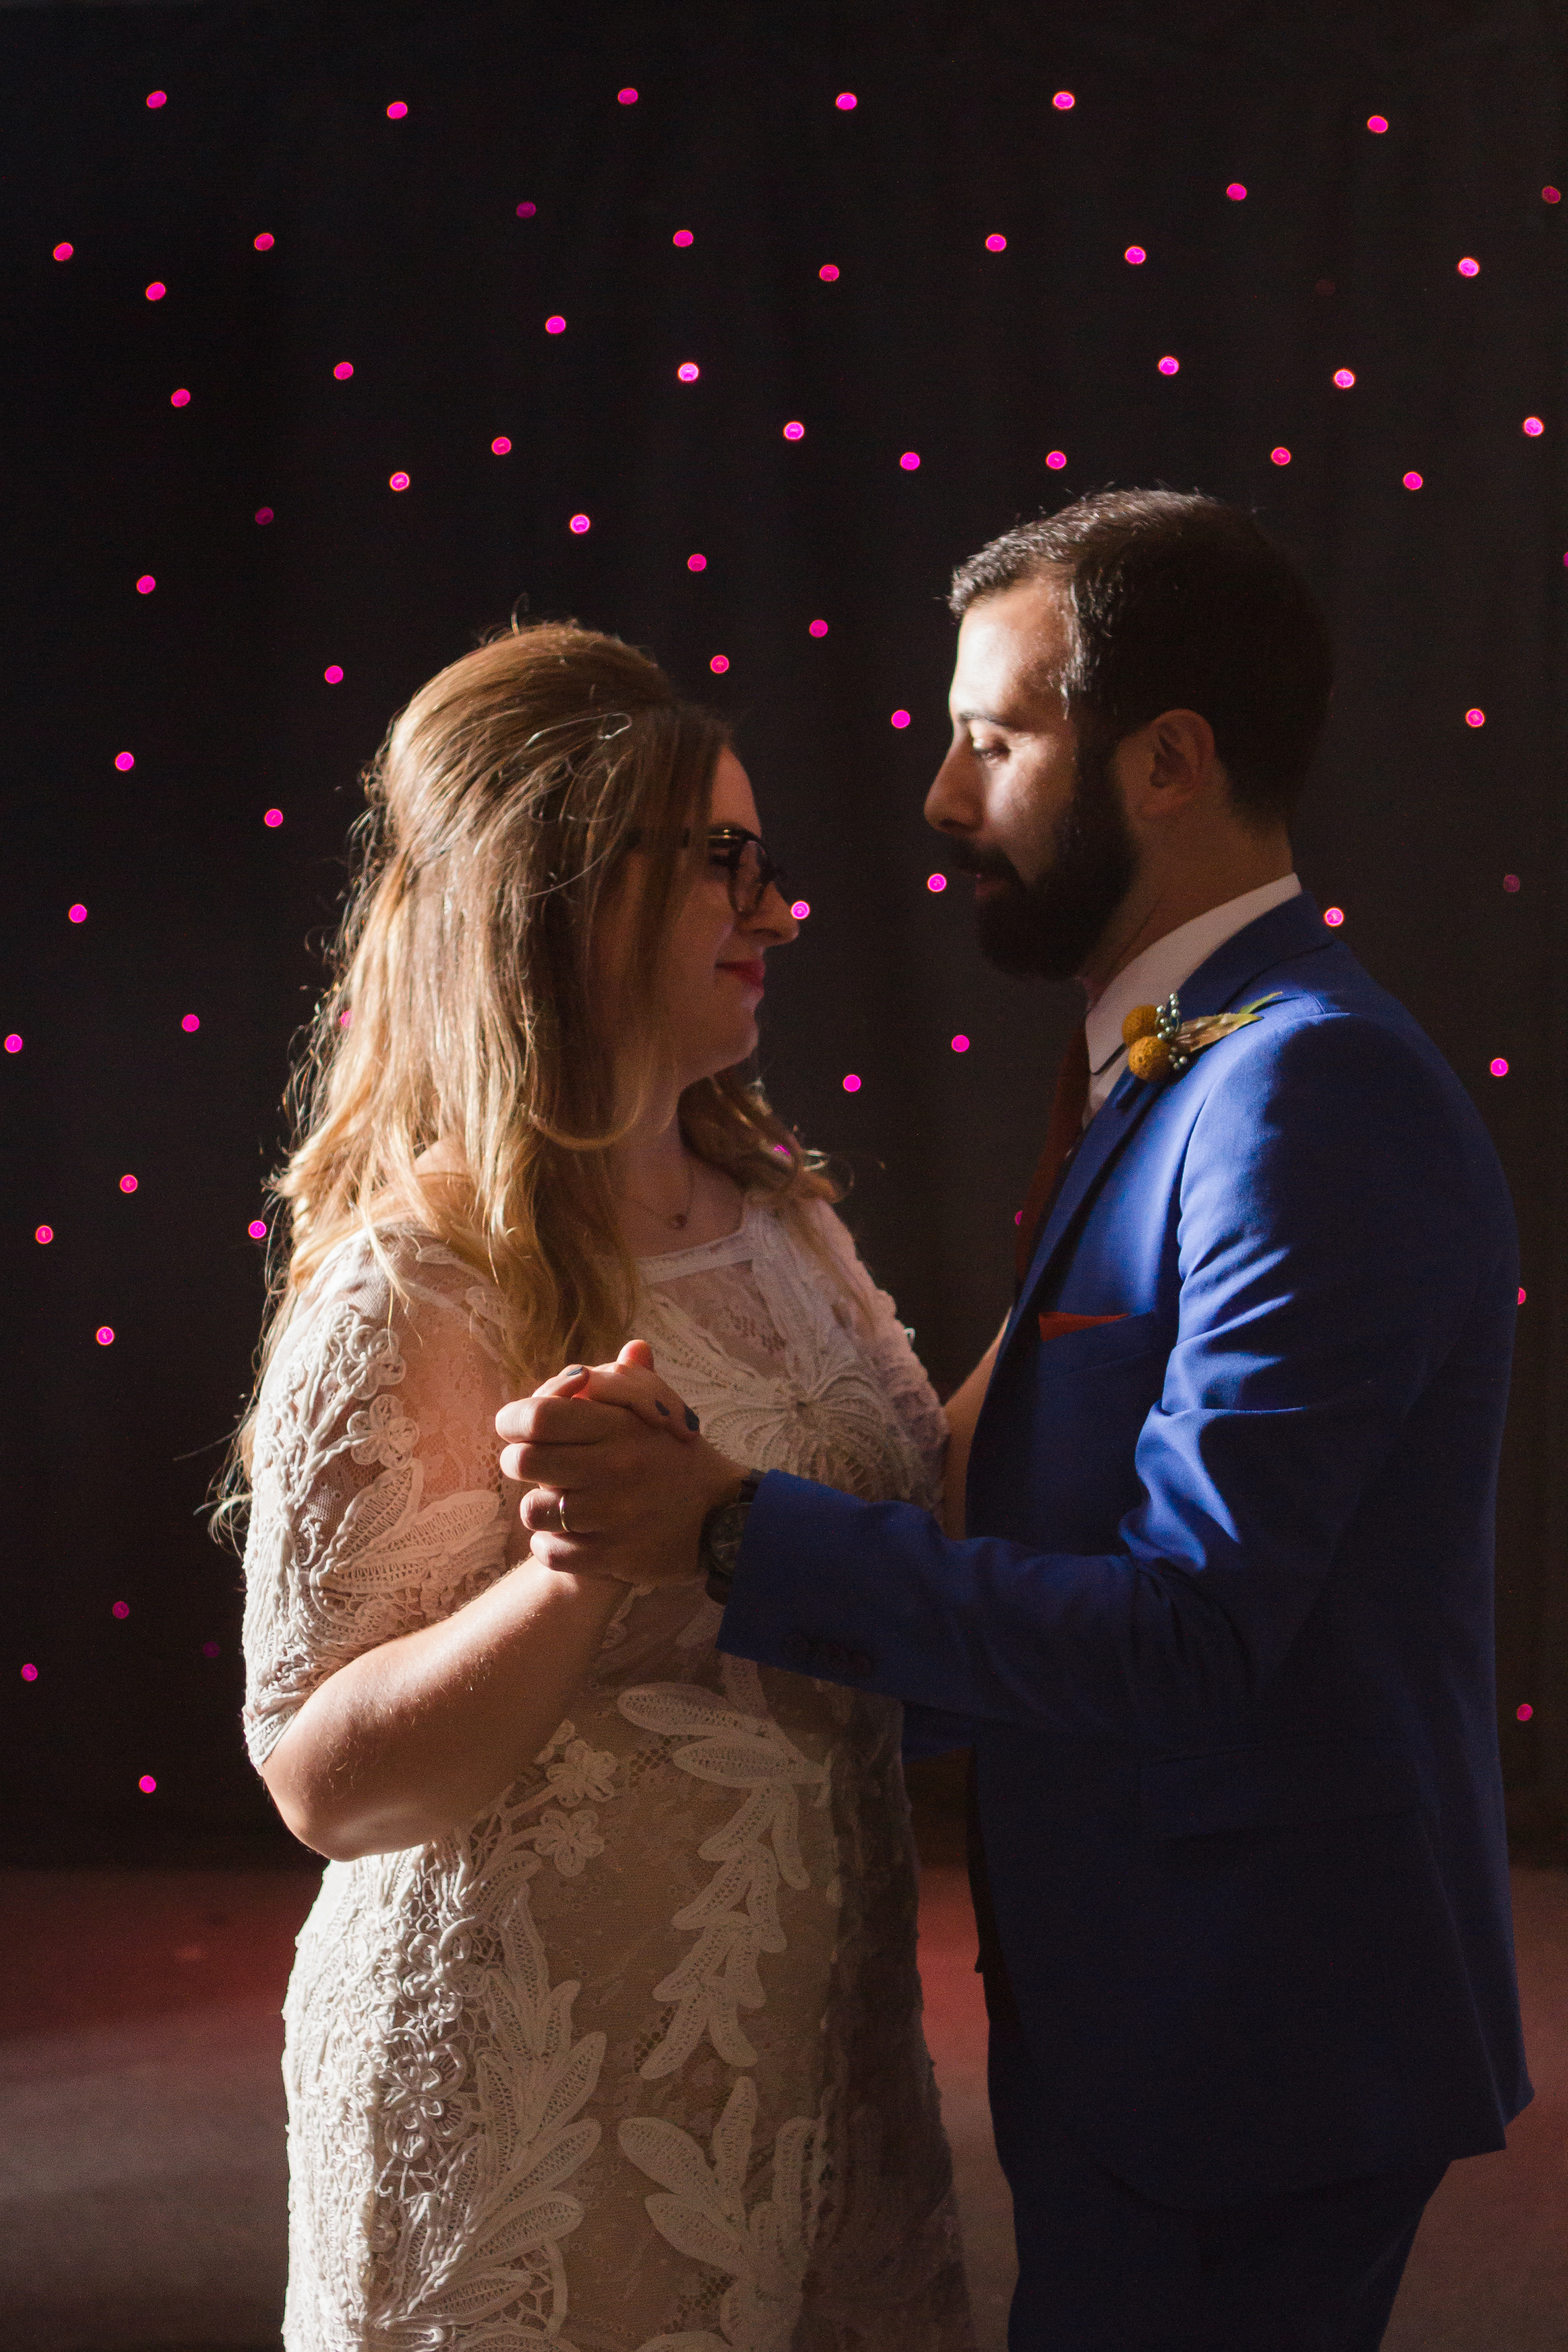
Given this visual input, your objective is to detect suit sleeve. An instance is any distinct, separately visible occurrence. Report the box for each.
[719,1012,1516,1746]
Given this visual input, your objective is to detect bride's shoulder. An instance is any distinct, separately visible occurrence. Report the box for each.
[284,1222,509,1360]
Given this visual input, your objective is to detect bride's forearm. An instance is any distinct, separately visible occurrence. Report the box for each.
[941,1318,1007,1536]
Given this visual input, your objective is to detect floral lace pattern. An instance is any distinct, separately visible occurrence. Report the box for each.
[242,1204,972,2352]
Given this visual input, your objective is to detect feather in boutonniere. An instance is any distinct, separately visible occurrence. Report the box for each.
[1122,991,1284,1084]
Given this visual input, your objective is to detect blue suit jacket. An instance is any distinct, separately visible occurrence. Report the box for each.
[719,894,1530,2204]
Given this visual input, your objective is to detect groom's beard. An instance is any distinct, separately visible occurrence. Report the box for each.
[950,734,1140,982]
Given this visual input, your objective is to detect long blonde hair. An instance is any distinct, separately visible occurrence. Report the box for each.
[219,621,836,1523]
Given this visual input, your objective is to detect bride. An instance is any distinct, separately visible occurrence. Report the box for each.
[230,620,978,2350]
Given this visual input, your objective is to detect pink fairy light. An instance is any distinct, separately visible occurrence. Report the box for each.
[985,233,1008,252]
[4,1034,22,1054]
[20,1665,38,1682]
[890,709,911,729]
[545,315,566,334]
[516,201,537,217]
[808,618,828,636]
[677,361,700,381]
[1458,257,1480,277]
[1323,907,1345,926]
[324,664,343,684]
[115,751,135,771]
[783,420,805,440]
[263,807,283,827]
[673,229,693,246]
[790,901,810,920]
[1503,874,1520,892]
[1333,368,1356,388]
[1490,1057,1509,1076]
[1367,114,1388,133]
[1226,183,1246,200]
[818,263,839,280]
[1125,245,1146,263]
[181,1013,200,1031]
[1465,708,1485,727]
[1517,1703,1534,1720]
[53,241,73,260]
[842,1073,862,1091]
[1052,91,1075,110]
[333,361,354,379]
[709,655,730,673]
[388,471,410,491]
[146,280,166,301]
[34,1226,52,1244]
[386,100,408,119]
[1545,187,1562,204]
[248,1219,268,1239]
[138,1775,157,1794]
[253,232,275,250]
[951,1034,970,1053]
[1518,1288,1528,1305]
[1271,447,1291,465]
[569,513,590,533]
[1158,356,1180,376]
[491,436,511,454]
[1523,416,1545,437]
[203,1641,220,1658]
[1402,471,1423,489]
[136,575,156,594]
[170,388,191,407]
[899,450,921,469]
[119,1174,138,1194]
[1046,450,1066,469]
[617,87,638,104]
[687,553,707,571]
[927,873,947,893]
[68,903,87,923]
[146,90,166,109]
[835,92,857,110]
[96,1326,115,1346]
[255,507,273,524]
[113,1601,129,1619]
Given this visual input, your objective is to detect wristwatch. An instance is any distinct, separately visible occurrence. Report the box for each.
[701,1471,763,1605]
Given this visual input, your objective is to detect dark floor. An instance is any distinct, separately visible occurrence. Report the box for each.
[1,1858,1563,2351]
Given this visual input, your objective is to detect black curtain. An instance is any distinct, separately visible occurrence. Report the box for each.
[2,0,1563,1864]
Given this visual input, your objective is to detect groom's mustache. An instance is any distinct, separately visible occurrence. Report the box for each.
[943,839,1027,889]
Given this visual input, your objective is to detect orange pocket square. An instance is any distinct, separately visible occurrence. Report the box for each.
[1038,1311,1128,1343]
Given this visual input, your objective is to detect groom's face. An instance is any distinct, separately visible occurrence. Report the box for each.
[926,574,1138,982]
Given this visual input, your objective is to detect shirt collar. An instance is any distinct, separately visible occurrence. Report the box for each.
[1084,874,1303,1114]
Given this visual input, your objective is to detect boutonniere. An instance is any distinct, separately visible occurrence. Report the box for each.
[1123,991,1284,1084]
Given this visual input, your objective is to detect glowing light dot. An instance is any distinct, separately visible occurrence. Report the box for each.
[386,100,408,119]
[1523,416,1544,437]
[1503,874,1520,892]
[145,280,166,301]
[617,87,638,105]
[709,655,730,673]
[324,664,343,684]
[516,201,537,217]
[1226,182,1247,200]
[1402,470,1423,489]
[677,361,700,381]
[263,807,283,827]
[899,450,921,469]
[687,553,707,571]
[68,903,87,923]
[985,233,1008,252]
[835,92,857,110]
[53,241,73,261]
[1490,1057,1509,1076]
[790,901,810,920]
[1052,91,1074,110]
[1323,906,1345,927]
[1458,257,1480,277]
[203,1641,220,1657]
[1333,368,1356,387]
[119,1174,138,1194]
[1465,707,1486,728]
[4,1034,21,1053]
[1046,450,1067,470]
[842,1073,862,1091]
[248,1219,268,1239]
[115,751,135,771]
[169,388,190,407]
[21,1665,37,1682]
[951,1034,970,1053]
[333,361,354,379]
[181,1013,200,1031]
[34,1225,52,1244]
[339,1010,351,1027]
[672,229,693,246]
[783,420,805,440]
[146,90,166,109]
[1367,114,1388,133]
[112,1601,129,1619]
[135,574,156,594]
[95,1326,115,1346]
[927,873,947,893]
[255,507,273,524]
[388,471,410,491]
[1518,1287,1528,1304]
[253,231,275,250]
[138,1775,157,1794]
[1271,447,1291,465]
[808,618,828,637]
[1517,1703,1534,1720]
[1545,187,1562,204]
[491,435,511,454]
[1158,356,1180,376]
[545,315,566,334]
[1125,244,1146,264]
[569,512,590,533]
[818,263,839,280]
[890,709,911,729]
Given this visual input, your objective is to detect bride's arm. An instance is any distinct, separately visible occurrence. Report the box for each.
[941,1318,1008,1537]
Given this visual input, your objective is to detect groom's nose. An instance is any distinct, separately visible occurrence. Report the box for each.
[925,736,982,835]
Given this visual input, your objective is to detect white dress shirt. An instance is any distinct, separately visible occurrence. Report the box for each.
[1083,874,1303,1118]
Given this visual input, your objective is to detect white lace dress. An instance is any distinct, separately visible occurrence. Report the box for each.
[241,1195,974,2352]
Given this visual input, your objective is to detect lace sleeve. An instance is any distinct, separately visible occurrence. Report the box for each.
[239,1236,519,1771]
[802,1199,950,1507]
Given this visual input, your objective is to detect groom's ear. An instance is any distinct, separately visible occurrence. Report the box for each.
[1118,708,1220,822]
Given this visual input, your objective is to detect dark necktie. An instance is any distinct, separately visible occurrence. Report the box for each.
[1014,1023,1091,1279]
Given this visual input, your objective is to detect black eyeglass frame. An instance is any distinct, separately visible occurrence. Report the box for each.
[625,824,789,920]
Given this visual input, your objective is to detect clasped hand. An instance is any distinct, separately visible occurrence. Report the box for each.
[495,1340,746,1584]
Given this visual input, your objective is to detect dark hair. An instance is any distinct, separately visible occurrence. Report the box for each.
[948,490,1333,825]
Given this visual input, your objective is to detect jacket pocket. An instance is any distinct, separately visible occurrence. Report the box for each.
[1140,1739,1420,1840]
[1033,1305,1165,1372]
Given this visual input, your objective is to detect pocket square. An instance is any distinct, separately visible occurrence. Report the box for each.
[1038,1310,1129,1343]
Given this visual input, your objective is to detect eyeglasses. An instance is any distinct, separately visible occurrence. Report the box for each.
[702,826,789,920]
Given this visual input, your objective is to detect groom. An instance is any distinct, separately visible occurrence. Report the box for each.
[498,491,1530,2349]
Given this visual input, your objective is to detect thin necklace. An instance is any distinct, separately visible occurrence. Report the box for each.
[620,1155,698,1232]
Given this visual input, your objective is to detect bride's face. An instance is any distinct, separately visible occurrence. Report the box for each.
[601,749,798,1095]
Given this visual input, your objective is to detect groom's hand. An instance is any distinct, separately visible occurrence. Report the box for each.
[495,1342,746,1586]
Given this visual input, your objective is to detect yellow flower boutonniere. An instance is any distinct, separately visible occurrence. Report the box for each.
[1123,991,1285,1084]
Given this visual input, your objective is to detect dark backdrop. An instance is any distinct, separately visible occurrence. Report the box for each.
[2,0,1564,1865]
